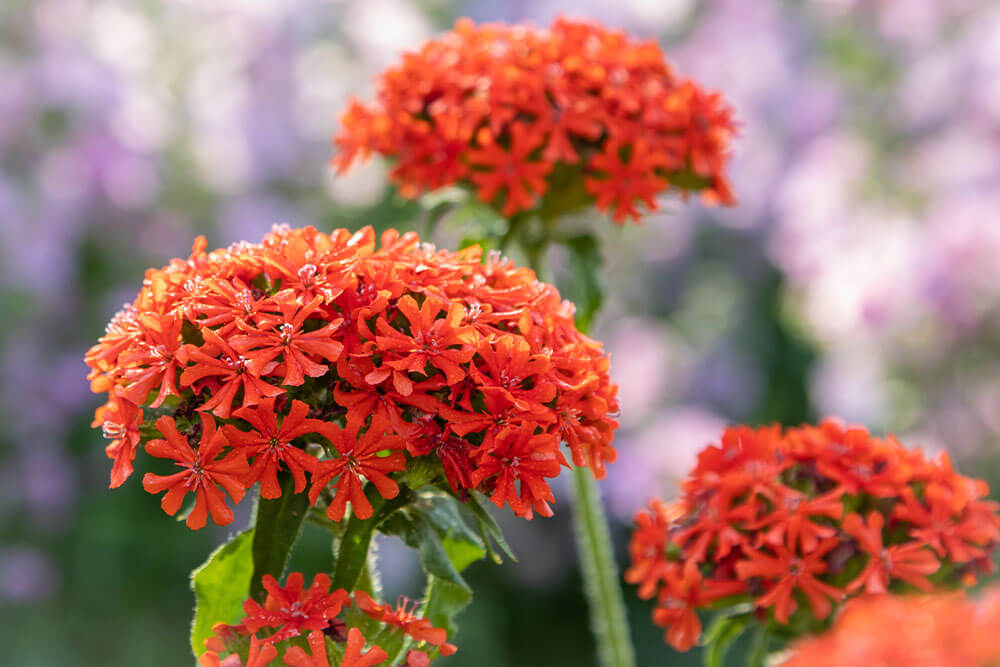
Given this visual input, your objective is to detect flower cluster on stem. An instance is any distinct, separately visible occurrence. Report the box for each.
[626,420,1000,651]
[85,225,619,527]
[334,17,736,223]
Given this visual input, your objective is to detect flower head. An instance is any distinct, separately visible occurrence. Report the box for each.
[626,420,1000,651]
[334,18,736,223]
[86,226,618,525]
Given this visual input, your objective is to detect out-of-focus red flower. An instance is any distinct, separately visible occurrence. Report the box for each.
[85,225,619,525]
[782,587,1000,666]
[333,17,736,223]
[626,420,1000,651]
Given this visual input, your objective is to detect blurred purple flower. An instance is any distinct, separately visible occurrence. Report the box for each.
[0,547,59,604]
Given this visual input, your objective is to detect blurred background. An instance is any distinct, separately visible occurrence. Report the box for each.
[2,0,999,664]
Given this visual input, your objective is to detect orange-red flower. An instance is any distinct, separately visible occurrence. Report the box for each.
[242,573,350,643]
[230,293,344,387]
[782,587,1000,667]
[333,17,736,223]
[842,512,940,593]
[99,396,143,488]
[353,592,457,657]
[179,328,285,419]
[86,225,618,524]
[626,420,1000,651]
[224,398,325,499]
[735,539,843,624]
[307,419,406,522]
[141,414,249,530]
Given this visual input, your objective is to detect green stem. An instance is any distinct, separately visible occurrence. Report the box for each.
[331,487,413,591]
[249,474,310,602]
[570,465,636,667]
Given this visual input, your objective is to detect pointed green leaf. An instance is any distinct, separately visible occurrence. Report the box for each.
[562,234,604,333]
[423,574,474,638]
[466,491,516,563]
[190,529,255,656]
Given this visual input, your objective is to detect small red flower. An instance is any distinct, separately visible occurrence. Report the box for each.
[467,123,552,216]
[308,420,406,521]
[231,293,344,387]
[141,414,248,529]
[471,424,561,519]
[242,573,350,643]
[371,295,477,396]
[224,398,323,499]
[735,539,843,623]
[118,312,185,407]
[585,141,670,222]
[179,328,285,419]
[354,592,457,656]
[100,396,143,488]
[843,512,940,593]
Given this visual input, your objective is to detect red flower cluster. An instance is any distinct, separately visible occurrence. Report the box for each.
[334,18,736,223]
[782,588,1000,666]
[200,572,448,667]
[625,420,1000,651]
[86,225,618,526]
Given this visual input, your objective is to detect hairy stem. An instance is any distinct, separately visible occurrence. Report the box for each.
[570,465,636,667]
[331,487,413,592]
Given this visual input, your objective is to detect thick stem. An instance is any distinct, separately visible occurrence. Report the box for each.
[331,487,413,592]
[570,465,636,667]
[249,473,310,602]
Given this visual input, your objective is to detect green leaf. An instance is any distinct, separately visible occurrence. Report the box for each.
[423,574,474,638]
[249,473,310,602]
[379,492,490,639]
[190,530,255,657]
[382,509,469,587]
[459,235,495,253]
[563,234,605,333]
[747,624,771,667]
[466,491,516,564]
[414,491,485,569]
